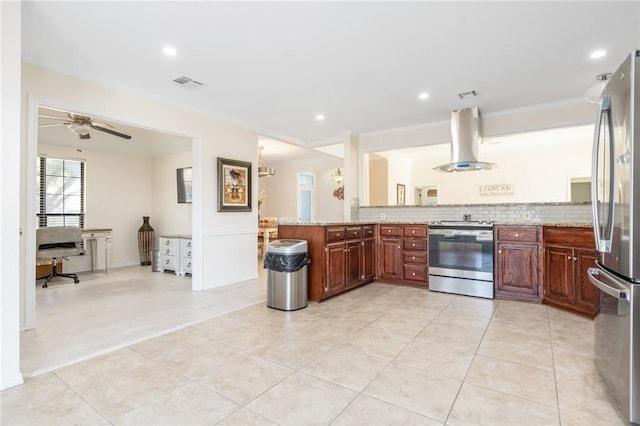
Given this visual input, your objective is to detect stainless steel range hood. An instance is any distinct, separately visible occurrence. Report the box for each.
[434,107,496,172]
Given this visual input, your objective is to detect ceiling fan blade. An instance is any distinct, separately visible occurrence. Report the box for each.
[38,123,70,128]
[91,125,132,140]
[91,121,114,128]
[38,115,70,121]
[79,133,91,140]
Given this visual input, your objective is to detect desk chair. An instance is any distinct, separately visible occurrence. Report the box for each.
[36,226,81,288]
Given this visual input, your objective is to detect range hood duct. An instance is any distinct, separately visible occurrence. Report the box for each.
[434,107,496,172]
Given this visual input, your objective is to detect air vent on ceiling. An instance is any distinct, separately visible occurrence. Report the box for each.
[457,90,478,99]
[172,76,205,90]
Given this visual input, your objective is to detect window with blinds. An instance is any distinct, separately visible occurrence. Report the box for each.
[37,156,85,228]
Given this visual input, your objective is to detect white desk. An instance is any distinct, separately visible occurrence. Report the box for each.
[82,228,112,273]
[258,227,278,258]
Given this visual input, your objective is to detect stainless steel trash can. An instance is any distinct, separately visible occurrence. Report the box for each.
[151,249,160,272]
[264,239,310,311]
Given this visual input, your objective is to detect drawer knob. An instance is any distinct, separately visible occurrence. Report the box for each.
[412,230,416,234]
[388,230,391,233]
[186,251,191,256]
[336,233,340,237]
[165,241,170,245]
[515,233,519,237]
[412,243,416,247]
[412,256,416,260]
[412,272,416,276]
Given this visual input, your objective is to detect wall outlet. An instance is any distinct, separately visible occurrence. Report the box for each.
[521,211,532,220]
[380,212,386,220]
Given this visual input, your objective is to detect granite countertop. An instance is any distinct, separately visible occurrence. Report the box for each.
[361,201,591,208]
[279,221,593,227]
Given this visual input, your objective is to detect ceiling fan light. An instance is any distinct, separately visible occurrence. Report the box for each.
[67,123,91,136]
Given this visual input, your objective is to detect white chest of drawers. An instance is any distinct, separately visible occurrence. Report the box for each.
[159,235,192,276]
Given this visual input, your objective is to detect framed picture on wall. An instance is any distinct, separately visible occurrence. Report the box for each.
[397,183,406,206]
[217,157,252,212]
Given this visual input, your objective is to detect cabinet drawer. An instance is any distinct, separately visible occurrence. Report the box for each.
[160,238,177,255]
[543,227,595,247]
[181,239,192,257]
[380,226,402,237]
[404,226,427,238]
[404,239,427,251]
[362,225,375,238]
[326,227,346,243]
[346,226,362,240]
[496,226,539,243]
[183,258,192,273]
[161,255,176,270]
[404,264,428,282]
[404,251,427,264]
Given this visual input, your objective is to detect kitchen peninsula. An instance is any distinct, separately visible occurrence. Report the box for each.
[278,203,599,317]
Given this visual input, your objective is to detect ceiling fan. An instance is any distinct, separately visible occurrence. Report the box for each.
[38,112,132,140]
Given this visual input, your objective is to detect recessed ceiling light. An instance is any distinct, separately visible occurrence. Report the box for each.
[590,49,606,60]
[316,114,325,121]
[163,46,177,56]
[418,92,430,100]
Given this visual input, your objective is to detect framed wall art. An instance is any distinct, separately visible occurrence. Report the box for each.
[217,157,252,212]
[397,183,406,206]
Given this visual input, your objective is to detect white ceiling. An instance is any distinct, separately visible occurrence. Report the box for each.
[23,1,640,149]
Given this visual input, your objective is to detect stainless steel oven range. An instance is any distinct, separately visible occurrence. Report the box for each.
[428,222,494,299]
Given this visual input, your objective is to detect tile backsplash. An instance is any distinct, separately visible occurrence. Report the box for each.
[357,202,592,225]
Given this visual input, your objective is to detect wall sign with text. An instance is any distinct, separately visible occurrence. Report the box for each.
[480,184,514,196]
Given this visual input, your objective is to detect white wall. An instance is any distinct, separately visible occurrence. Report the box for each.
[1,0,24,390]
[152,150,193,237]
[385,152,414,205]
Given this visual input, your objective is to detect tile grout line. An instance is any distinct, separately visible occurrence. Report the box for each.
[442,297,499,426]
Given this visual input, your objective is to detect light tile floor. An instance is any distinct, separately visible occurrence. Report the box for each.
[3,267,627,425]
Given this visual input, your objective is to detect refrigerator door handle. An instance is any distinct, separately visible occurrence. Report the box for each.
[588,267,629,300]
[591,95,615,253]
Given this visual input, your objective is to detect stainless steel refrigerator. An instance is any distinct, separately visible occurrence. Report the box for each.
[588,49,640,425]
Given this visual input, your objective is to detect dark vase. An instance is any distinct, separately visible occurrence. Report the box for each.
[138,216,155,266]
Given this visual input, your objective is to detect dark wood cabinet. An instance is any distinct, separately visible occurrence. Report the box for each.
[543,226,599,317]
[494,226,542,302]
[377,224,428,287]
[325,241,347,298]
[278,224,376,302]
[378,235,402,281]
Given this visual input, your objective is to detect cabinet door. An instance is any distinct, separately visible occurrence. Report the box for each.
[574,248,600,315]
[346,240,362,287]
[325,242,346,297]
[544,245,574,306]
[495,242,541,301]
[362,238,376,282]
[378,238,402,281]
